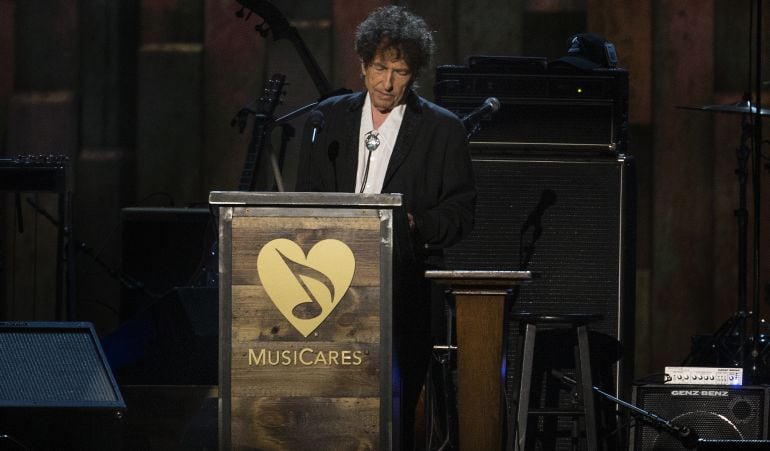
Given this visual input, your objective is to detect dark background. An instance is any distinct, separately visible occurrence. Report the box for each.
[1,0,770,381]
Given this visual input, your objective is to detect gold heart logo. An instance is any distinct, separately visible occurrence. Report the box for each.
[257,238,355,337]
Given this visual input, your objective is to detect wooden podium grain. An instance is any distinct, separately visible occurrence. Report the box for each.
[426,270,533,451]
[211,191,400,450]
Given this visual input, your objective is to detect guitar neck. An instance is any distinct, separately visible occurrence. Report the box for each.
[238,125,268,191]
[289,33,331,96]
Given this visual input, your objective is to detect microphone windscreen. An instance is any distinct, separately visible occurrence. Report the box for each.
[485,97,501,112]
[309,110,325,128]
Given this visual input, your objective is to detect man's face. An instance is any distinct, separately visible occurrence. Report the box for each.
[361,47,413,114]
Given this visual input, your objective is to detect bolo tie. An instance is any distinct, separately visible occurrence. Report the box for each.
[359,130,380,193]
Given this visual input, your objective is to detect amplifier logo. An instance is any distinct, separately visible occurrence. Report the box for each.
[257,238,355,337]
[671,390,730,397]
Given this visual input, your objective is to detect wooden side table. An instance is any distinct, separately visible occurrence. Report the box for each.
[425,270,533,451]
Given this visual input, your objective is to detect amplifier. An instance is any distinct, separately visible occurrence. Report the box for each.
[665,366,743,385]
[630,384,768,450]
[435,60,628,153]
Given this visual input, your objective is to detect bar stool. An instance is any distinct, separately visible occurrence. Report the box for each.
[511,312,603,451]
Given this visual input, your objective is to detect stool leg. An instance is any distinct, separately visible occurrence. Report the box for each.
[514,323,536,451]
[575,325,598,450]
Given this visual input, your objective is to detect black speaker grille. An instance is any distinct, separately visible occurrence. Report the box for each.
[632,385,768,451]
[445,156,630,333]
[0,323,122,405]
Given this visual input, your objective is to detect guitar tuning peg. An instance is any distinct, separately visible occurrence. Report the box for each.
[235,6,245,18]
[254,21,271,38]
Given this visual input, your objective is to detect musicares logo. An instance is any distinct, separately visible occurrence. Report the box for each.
[257,238,355,337]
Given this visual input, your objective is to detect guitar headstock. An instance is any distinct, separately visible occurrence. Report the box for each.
[256,74,286,117]
[234,0,296,42]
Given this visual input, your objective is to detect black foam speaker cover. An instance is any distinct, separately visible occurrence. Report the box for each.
[631,384,769,450]
[0,322,125,450]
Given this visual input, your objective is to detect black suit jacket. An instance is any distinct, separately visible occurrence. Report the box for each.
[296,89,476,267]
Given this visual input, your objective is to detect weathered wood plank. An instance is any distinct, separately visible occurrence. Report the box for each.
[231,342,380,397]
[231,397,379,450]
[231,285,381,342]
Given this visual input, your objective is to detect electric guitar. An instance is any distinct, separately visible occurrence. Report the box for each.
[237,74,286,192]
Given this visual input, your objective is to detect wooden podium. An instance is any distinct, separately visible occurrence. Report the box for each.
[210,191,401,450]
[425,270,533,451]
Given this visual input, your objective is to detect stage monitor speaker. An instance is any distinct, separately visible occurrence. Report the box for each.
[443,149,636,402]
[630,384,769,450]
[120,207,216,321]
[0,321,126,450]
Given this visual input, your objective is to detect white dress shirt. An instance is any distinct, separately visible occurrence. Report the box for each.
[355,92,406,193]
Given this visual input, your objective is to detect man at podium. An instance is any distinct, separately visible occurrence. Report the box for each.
[297,5,476,449]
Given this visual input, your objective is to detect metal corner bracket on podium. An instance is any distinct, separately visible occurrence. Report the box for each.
[210,191,400,450]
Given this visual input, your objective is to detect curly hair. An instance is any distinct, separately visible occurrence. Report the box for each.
[354,5,435,80]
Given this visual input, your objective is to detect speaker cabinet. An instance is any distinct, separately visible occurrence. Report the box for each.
[120,207,216,320]
[444,149,636,402]
[0,322,126,450]
[630,384,769,450]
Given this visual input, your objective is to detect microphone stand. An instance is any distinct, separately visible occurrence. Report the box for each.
[24,198,161,302]
[749,0,764,382]
[552,371,700,450]
[273,87,354,126]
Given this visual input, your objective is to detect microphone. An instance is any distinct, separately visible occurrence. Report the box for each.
[309,110,324,145]
[521,189,557,236]
[461,97,501,131]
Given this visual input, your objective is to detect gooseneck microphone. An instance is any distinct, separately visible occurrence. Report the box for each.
[461,97,501,131]
[309,110,325,145]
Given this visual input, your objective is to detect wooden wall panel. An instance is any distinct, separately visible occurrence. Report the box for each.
[587,0,651,125]
[136,44,203,206]
[588,0,654,375]
[203,0,265,192]
[80,0,139,149]
[456,0,523,60]
[140,0,202,44]
[650,0,715,372]
[0,0,13,154]
[76,0,139,333]
[13,0,77,91]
